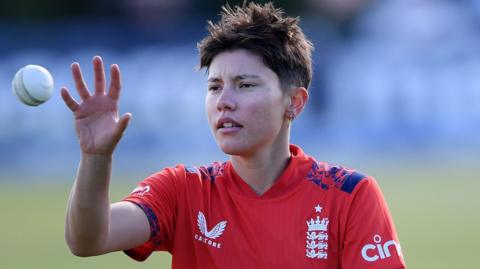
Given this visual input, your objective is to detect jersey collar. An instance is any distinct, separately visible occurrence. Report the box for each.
[224,144,312,200]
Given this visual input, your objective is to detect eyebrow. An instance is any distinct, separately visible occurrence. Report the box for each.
[207,74,261,82]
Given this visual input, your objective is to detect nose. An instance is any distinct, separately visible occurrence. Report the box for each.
[217,86,236,111]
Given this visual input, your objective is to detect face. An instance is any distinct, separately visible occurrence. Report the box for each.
[205,49,290,157]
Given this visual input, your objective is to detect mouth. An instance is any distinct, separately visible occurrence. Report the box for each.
[216,118,243,130]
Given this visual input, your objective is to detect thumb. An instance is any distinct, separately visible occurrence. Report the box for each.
[116,112,132,136]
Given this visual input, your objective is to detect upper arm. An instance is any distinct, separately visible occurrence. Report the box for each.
[97,201,151,254]
[111,166,186,260]
[341,178,406,268]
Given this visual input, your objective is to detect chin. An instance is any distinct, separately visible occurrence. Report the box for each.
[217,140,252,156]
[218,144,244,156]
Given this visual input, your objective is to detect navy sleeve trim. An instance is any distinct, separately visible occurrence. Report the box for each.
[340,171,366,194]
[123,201,163,262]
[129,201,162,247]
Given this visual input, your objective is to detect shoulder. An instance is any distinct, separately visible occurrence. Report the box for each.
[132,162,228,197]
[183,161,228,182]
[146,161,225,179]
[134,162,228,195]
[303,159,370,194]
[290,145,370,194]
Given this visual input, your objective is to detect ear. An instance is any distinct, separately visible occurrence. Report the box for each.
[285,87,309,120]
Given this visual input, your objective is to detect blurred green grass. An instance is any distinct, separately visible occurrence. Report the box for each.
[0,179,171,269]
[0,165,478,268]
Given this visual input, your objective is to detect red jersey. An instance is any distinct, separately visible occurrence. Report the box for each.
[123,145,406,268]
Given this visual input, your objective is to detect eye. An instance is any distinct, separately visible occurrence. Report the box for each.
[239,83,255,89]
[208,85,221,92]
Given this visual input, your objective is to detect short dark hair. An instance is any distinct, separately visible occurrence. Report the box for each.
[197,2,313,90]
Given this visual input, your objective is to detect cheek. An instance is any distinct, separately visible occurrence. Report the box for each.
[247,98,285,130]
[205,96,216,122]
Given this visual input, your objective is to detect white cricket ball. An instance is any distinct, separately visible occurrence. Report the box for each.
[12,65,54,106]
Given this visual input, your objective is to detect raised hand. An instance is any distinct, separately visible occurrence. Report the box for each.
[61,56,131,156]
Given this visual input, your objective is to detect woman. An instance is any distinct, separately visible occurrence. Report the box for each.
[62,2,406,268]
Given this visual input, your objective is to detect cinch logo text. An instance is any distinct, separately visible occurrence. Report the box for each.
[361,234,403,262]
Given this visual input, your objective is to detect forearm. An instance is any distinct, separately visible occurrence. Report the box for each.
[65,153,112,256]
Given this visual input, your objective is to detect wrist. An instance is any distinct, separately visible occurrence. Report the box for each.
[81,152,113,162]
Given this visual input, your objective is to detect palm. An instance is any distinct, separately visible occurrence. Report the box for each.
[61,56,131,156]
[75,95,120,154]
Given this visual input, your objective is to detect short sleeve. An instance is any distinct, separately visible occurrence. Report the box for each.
[341,178,406,268]
[122,165,186,261]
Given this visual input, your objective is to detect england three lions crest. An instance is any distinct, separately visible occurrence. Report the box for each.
[306,204,329,259]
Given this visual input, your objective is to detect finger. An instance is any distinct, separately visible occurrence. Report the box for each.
[116,113,132,135]
[108,64,122,100]
[71,62,90,100]
[93,56,106,95]
[113,113,132,143]
[61,87,80,112]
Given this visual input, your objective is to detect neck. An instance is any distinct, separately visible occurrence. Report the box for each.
[231,142,291,196]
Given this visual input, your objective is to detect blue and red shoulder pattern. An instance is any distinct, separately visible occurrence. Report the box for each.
[305,161,366,194]
[185,162,226,183]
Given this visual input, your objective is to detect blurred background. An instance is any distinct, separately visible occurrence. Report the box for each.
[0,0,478,268]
